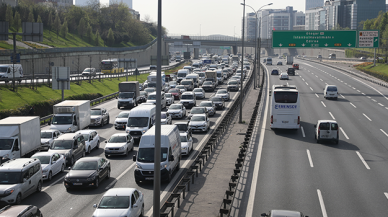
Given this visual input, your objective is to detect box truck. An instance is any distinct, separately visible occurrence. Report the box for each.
[0,64,23,83]
[117,81,140,109]
[50,100,90,133]
[0,116,41,162]
[286,56,293,65]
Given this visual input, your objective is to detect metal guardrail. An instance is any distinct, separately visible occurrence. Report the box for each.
[159,62,255,217]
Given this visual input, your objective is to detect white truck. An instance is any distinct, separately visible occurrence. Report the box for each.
[50,100,91,133]
[117,81,140,109]
[0,64,23,83]
[286,56,294,65]
[205,70,217,86]
[0,116,41,162]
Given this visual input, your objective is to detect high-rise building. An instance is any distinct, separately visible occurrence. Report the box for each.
[306,0,323,11]
[244,13,258,41]
[109,0,132,8]
[75,0,89,7]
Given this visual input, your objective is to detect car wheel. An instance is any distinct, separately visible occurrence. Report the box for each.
[105,154,109,158]
[107,117,110,124]
[335,139,339,144]
[82,150,86,158]
[37,181,42,192]
[15,193,22,205]
[70,156,74,166]
[61,164,65,172]
[87,147,91,154]
[125,148,128,156]
[94,178,99,188]
[117,106,120,109]
[166,170,172,182]
[135,179,140,185]
[140,205,145,217]
[101,119,104,127]
[48,171,52,181]
[106,169,110,180]
[96,141,100,149]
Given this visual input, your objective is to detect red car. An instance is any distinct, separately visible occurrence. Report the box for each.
[292,63,299,70]
[169,88,182,100]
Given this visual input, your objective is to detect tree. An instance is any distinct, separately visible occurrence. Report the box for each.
[60,21,68,38]
[6,5,13,28]
[107,28,114,46]
[78,18,86,38]
[86,23,93,43]
[37,15,42,23]
[13,12,21,32]
[95,29,100,46]
[47,12,53,31]
[53,13,61,38]
[28,8,35,22]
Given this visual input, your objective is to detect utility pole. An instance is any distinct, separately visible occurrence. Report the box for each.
[89,56,92,83]
[239,0,245,123]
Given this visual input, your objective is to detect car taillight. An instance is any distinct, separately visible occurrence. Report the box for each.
[271,115,273,124]
[297,116,300,125]
[318,126,320,134]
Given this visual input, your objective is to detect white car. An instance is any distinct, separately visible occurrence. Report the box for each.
[161,112,172,125]
[104,133,134,157]
[189,114,210,133]
[31,152,66,181]
[231,76,241,84]
[40,130,61,151]
[180,132,193,155]
[199,101,216,116]
[279,72,289,80]
[76,129,100,154]
[93,188,144,217]
[115,111,130,130]
[215,89,230,101]
[167,103,187,119]
[193,88,205,99]
[165,93,174,105]
[323,85,338,100]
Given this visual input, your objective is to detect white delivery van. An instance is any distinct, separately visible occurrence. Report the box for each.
[133,125,181,184]
[0,64,23,83]
[125,105,156,140]
[176,69,189,83]
[186,74,199,88]
[50,100,90,133]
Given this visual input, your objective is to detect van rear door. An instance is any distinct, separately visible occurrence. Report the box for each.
[318,122,331,139]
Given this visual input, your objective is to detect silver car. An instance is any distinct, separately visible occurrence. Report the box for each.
[215,89,230,101]
[40,130,61,150]
[189,114,210,133]
[161,112,172,125]
[90,108,110,127]
[114,111,130,130]
[167,103,187,119]
[193,88,206,99]
[165,93,174,105]
[199,101,216,116]
[188,107,208,120]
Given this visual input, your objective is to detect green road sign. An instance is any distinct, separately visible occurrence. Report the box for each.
[219,46,231,49]
[272,30,357,48]
[358,30,379,48]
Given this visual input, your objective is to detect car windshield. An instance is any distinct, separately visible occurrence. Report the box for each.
[327,86,337,91]
[119,92,134,98]
[81,134,90,141]
[181,81,192,85]
[169,104,182,109]
[180,136,188,142]
[52,115,72,125]
[98,196,130,209]
[232,76,240,79]
[176,85,185,89]
[178,73,187,77]
[0,139,14,150]
[169,89,179,93]
[191,116,205,121]
[145,88,155,93]
[72,161,98,170]
[51,140,72,150]
[83,68,91,72]
[211,97,222,102]
[108,136,127,143]
[229,81,237,85]
[127,117,149,127]
[147,94,156,100]
[175,124,188,132]
[272,70,278,73]
[203,81,212,85]
[200,102,212,107]
[32,155,50,164]
[217,90,227,94]
[274,92,298,103]
[165,93,172,98]
[117,112,130,118]
[140,92,147,96]
[181,95,193,99]
[161,113,167,119]
[41,132,53,138]
[137,147,168,162]
[169,81,176,85]
[217,73,222,77]
[191,108,204,114]
[91,110,102,115]
[193,89,202,92]
[0,172,21,184]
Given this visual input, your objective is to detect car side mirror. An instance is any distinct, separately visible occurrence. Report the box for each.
[132,155,137,161]
[68,167,72,170]
[93,204,97,208]
[133,204,138,208]
[105,141,107,143]
[52,161,56,164]
[169,155,175,161]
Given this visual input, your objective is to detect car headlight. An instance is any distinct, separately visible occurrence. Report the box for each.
[64,176,70,181]
[142,130,146,134]
[43,141,50,145]
[136,164,142,169]
[179,110,182,113]
[42,168,49,172]
[182,147,187,150]
[95,118,101,121]
[126,129,130,134]
[4,189,14,196]
[119,146,125,150]
[202,123,207,126]
[2,154,9,159]
[87,172,97,181]
[160,164,167,169]
[67,127,71,131]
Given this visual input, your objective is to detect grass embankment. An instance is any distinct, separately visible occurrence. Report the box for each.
[0,62,189,110]
[354,62,388,82]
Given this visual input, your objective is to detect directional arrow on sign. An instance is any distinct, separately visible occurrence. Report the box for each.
[302,43,305,47]
[279,43,283,47]
[325,43,328,47]
[348,43,352,46]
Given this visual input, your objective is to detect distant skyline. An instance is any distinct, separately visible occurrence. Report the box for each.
[98,0,388,37]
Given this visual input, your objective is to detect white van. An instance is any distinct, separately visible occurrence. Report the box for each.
[266,57,272,65]
[146,92,167,109]
[186,74,199,88]
[0,64,23,83]
[323,85,338,100]
[133,125,181,184]
[216,70,224,85]
[177,69,189,83]
[314,120,339,144]
[183,66,193,73]
[196,72,206,85]
[125,105,156,140]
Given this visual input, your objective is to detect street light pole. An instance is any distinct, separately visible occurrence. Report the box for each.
[239,0,245,123]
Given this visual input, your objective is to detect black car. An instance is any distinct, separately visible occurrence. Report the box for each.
[64,157,110,190]
[271,69,279,75]
[202,81,215,92]
[287,68,295,76]
[210,96,225,110]
[139,91,148,103]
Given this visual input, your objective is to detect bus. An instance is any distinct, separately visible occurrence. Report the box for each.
[270,85,300,129]
[101,59,124,74]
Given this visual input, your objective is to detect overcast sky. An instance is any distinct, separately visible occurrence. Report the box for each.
[100,0,388,37]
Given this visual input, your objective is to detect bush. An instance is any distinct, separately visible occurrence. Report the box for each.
[0,93,103,119]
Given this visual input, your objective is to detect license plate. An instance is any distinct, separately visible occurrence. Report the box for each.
[321,135,328,138]
[145,177,154,180]
[282,121,289,123]
[73,183,82,185]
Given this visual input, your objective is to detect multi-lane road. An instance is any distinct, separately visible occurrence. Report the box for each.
[240,58,388,216]
[22,67,251,217]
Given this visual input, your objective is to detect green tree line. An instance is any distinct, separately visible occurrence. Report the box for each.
[0,0,166,46]
[363,11,388,48]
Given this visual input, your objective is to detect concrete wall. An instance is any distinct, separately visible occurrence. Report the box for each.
[0,39,168,75]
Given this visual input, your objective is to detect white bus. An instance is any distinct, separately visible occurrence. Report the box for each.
[270,85,300,129]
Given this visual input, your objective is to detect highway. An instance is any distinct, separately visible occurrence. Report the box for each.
[21,67,252,217]
[241,58,388,216]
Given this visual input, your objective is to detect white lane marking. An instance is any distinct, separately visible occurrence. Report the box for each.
[247,67,270,216]
[310,87,313,91]
[386,107,388,110]
[371,99,377,102]
[315,75,318,77]
[340,127,349,139]
[315,93,319,98]
[305,82,309,85]
[105,162,136,190]
[352,87,356,90]
[321,101,326,107]
[345,83,347,85]
[350,103,357,108]
[340,80,343,82]
[367,96,371,99]
[317,189,328,217]
[43,176,65,192]
[325,82,328,85]
[301,126,306,137]
[302,78,305,81]
[356,151,371,170]
[357,90,360,92]
[362,93,366,95]
[287,82,289,86]
[378,103,384,106]
[340,94,345,98]
[307,149,314,167]
[320,79,323,81]
[384,192,388,201]
[380,129,388,137]
[329,112,335,120]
